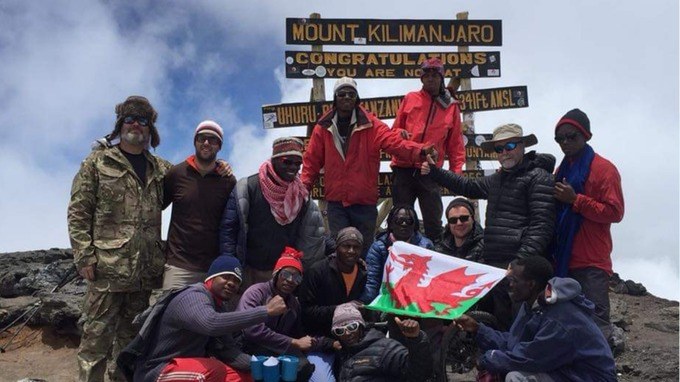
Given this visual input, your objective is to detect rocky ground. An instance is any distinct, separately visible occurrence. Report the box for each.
[0,249,678,381]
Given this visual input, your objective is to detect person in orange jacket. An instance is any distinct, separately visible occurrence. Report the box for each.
[391,58,465,243]
[302,77,435,255]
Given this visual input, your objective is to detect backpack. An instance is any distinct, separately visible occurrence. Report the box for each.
[116,287,190,382]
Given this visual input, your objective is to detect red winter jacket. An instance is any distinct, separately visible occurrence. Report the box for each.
[391,89,465,173]
[566,154,624,274]
[302,106,423,206]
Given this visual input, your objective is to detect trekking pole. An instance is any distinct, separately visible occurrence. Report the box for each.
[0,301,41,353]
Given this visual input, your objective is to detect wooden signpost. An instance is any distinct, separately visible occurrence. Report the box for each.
[285,50,500,79]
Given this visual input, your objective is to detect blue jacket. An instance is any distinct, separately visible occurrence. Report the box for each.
[476,277,617,382]
[359,231,433,304]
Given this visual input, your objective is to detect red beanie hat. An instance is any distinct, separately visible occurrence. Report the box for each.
[274,246,304,274]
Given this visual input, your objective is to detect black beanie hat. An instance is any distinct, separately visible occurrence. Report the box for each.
[555,108,591,141]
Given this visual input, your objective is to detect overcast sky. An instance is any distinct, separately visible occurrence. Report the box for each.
[0,1,677,300]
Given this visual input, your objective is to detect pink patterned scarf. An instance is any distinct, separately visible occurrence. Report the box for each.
[258,160,309,225]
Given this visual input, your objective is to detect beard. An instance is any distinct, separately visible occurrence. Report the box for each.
[195,148,217,164]
[122,131,147,146]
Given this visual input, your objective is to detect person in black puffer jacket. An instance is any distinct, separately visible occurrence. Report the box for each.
[332,304,433,381]
[436,197,484,262]
[422,123,555,331]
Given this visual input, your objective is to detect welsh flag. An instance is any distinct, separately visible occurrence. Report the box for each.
[366,241,507,320]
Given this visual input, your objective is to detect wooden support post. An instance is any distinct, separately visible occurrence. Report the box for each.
[306,13,330,231]
[456,11,481,222]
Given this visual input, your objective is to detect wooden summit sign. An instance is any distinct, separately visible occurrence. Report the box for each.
[286,18,502,46]
[285,51,500,79]
[293,134,498,161]
[311,170,492,200]
[262,86,528,128]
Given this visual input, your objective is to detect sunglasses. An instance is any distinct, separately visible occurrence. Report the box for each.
[281,157,303,167]
[332,321,362,336]
[448,215,471,224]
[336,91,357,99]
[195,134,221,145]
[493,141,522,154]
[554,132,580,143]
[393,217,415,226]
[123,115,149,126]
[279,269,303,285]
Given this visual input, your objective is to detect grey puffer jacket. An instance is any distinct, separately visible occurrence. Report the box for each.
[430,151,556,265]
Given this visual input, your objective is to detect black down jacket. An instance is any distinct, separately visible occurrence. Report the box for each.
[436,222,485,262]
[429,151,556,265]
[335,328,432,382]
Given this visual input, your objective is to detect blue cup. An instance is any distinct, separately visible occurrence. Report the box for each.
[262,358,280,382]
[250,355,267,380]
[278,355,299,382]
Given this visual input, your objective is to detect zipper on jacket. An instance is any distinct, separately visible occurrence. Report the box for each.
[420,98,437,143]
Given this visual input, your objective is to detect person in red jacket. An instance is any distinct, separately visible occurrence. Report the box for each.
[391,58,465,243]
[302,77,434,255]
[552,108,625,345]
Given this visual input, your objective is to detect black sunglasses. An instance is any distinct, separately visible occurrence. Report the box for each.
[281,158,303,167]
[332,321,361,336]
[336,91,357,99]
[493,141,522,154]
[123,115,149,126]
[393,217,415,226]
[195,134,221,145]
[554,132,580,143]
[279,269,303,285]
[448,215,471,224]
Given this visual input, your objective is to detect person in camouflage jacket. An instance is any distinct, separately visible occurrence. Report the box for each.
[67,96,172,382]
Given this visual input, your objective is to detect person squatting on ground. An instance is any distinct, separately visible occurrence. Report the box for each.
[435,197,484,262]
[301,76,436,256]
[390,57,465,243]
[236,247,336,381]
[162,120,237,289]
[331,303,434,381]
[453,256,617,382]
[297,227,369,382]
[359,204,433,305]
[68,96,172,381]
[552,108,624,345]
[220,137,326,290]
[127,256,288,382]
[421,123,556,331]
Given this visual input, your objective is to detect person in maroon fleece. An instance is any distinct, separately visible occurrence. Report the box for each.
[162,120,236,289]
[552,108,624,345]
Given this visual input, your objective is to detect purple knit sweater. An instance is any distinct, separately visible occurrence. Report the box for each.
[135,283,268,382]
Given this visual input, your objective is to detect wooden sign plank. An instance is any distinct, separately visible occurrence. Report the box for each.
[310,170,493,200]
[286,18,502,46]
[262,86,528,129]
[285,51,500,79]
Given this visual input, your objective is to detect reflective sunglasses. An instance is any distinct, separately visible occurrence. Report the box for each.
[278,269,303,285]
[554,132,580,143]
[335,91,357,99]
[123,115,149,126]
[448,215,471,224]
[493,141,522,154]
[394,217,415,226]
[332,321,361,336]
[195,134,221,146]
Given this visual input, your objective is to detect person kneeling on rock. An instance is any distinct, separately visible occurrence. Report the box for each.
[453,256,617,382]
[118,255,287,382]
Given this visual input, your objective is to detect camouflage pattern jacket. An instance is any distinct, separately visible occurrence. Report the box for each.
[68,145,172,292]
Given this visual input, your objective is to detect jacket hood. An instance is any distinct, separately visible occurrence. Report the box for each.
[542,277,594,313]
[523,151,556,173]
